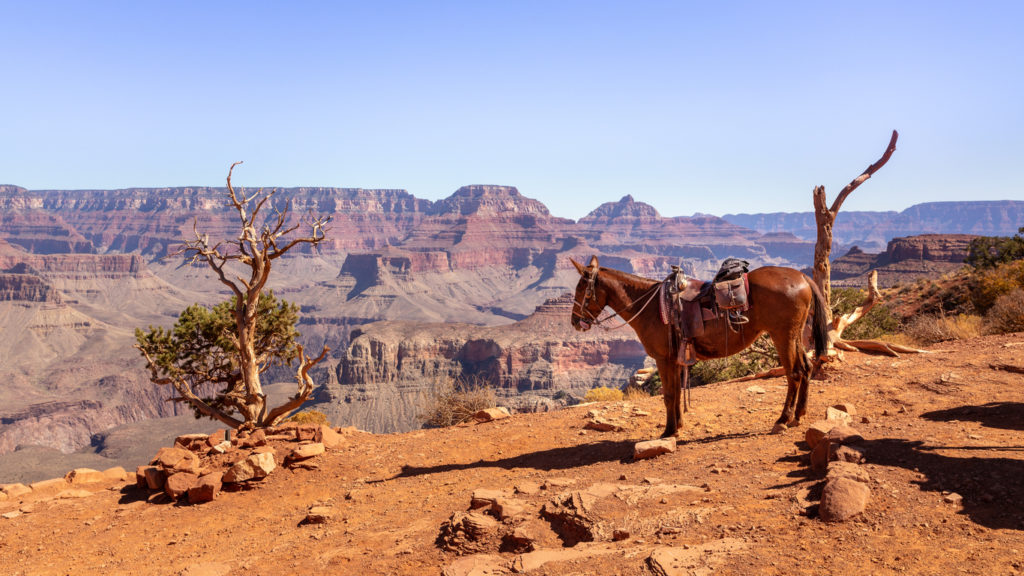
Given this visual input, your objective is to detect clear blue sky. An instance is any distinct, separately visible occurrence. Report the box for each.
[2,1,1021,219]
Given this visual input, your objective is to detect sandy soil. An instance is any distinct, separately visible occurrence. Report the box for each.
[1,333,1022,576]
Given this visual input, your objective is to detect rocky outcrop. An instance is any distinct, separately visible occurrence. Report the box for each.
[0,270,62,303]
[327,295,647,433]
[877,234,977,265]
[829,234,977,288]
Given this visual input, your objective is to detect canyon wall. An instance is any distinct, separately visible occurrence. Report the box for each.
[327,295,648,433]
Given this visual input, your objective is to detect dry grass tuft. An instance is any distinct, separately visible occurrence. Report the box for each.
[284,410,329,426]
[584,386,625,403]
[901,314,984,345]
[984,288,1024,335]
[420,376,496,428]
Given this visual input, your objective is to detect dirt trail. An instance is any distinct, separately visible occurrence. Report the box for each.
[1,334,1022,575]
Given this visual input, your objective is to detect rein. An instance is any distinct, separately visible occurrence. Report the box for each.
[574,275,662,331]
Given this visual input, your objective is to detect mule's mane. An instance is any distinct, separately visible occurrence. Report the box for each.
[598,266,658,292]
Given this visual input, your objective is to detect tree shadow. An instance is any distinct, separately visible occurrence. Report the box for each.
[859,437,1024,530]
[920,402,1024,432]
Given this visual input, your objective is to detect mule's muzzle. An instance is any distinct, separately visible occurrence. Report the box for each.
[573,317,591,332]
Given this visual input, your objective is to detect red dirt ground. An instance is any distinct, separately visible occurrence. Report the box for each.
[1,333,1022,576]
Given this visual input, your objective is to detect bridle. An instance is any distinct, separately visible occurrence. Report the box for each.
[573,269,662,331]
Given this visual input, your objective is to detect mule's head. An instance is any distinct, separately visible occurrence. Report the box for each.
[570,255,604,331]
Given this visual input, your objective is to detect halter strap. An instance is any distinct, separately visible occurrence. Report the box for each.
[574,272,662,331]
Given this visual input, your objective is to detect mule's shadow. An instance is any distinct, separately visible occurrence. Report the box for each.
[389,439,637,481]
[388,431,756,482]
[920,401,1024,432]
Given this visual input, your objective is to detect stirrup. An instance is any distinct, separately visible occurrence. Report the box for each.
[728,311,749,325]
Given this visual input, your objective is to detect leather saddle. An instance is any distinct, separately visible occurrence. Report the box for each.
[660,259,751,365]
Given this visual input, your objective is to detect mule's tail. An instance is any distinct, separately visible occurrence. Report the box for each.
[807,277,830,359]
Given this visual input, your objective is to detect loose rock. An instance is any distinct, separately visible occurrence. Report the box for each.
[819,477,870,522]
[188,472,223,504]
[825,407,853,425]
[303,505,334,525]
[584,416,624,432]
[289,442,325,461]
[315,425,345,449]
[634,438,676,460]
[65,468,106,485]
[831,402,857,416]
[223,453,276,483]
[473,407,511,423]
[805,421,834,450]
[165,472,199,500]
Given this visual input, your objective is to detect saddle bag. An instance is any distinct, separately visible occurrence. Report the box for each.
[713,276,748,311]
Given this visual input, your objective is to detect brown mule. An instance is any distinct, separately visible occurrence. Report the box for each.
[570,256,829,438]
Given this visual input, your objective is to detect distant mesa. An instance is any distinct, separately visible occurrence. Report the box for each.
[579,195,661,220]
[429,185,550,217]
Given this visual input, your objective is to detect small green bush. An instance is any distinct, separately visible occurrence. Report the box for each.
[985,288,1024,334]
[584,386,624,402]
[966,228,1024,269]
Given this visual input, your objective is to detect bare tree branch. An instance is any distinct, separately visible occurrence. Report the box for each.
[265,344,330,426]
[830,130,900,214]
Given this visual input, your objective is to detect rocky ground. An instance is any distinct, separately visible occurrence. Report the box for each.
[1,333,1022,576]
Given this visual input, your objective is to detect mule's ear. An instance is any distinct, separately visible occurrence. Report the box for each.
[570,258,586,275]
[588,255,599,272]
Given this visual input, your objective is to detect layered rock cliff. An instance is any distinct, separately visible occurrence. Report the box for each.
[829,234,977,288]
[325,295,647,433]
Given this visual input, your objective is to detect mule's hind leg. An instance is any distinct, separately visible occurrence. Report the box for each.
[770,335,800,434]
[655,357,681,438]
[794,352,814,421]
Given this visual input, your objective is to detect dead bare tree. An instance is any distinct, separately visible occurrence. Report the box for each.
[810,131,927,357]
[136,162,330,429]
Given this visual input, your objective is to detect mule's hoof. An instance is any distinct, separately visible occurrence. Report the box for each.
[770,423,788,435]
[660,430,678,439]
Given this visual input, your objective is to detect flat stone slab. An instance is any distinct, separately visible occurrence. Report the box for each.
[634,438,676,460]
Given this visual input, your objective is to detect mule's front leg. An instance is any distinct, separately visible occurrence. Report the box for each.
[656,358,680,437]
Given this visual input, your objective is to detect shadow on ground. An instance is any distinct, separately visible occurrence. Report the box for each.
[920,401,1024,432]
[860,436,1024,530]
[389,430,756,482]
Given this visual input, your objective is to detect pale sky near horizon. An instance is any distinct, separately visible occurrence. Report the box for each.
[2,1,1022,219]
